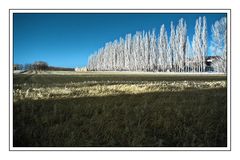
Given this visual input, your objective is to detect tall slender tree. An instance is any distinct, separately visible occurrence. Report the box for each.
[210,17,227,73]
[149,30,158,71]
[158,24,168,71]
[192,17,202,72]
[201,16,208,72]
[169,21,176,71]
[186,36,192,72]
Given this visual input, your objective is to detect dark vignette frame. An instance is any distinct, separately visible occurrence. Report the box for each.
[9,8,232,151]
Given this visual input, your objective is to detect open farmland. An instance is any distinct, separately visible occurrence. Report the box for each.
[13,71,227,147]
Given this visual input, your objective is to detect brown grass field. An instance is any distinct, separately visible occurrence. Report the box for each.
[13,71,227,147]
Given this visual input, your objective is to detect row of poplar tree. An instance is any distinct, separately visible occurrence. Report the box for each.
[87,16,226,72]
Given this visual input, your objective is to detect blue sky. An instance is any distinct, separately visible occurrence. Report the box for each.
[13,13,226,68]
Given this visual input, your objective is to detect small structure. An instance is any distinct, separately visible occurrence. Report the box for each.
[205,56,221,72]
[75,66,87,72]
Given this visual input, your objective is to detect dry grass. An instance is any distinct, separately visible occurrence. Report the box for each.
[32,70,227,76]
[13,80,226,101]
[13,73,227,147]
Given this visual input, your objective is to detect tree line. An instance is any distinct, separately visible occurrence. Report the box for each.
[87,16,227,73]
[14,61,48,71]
[14,61,74,71]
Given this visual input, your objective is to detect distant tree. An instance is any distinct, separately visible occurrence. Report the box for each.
[32,61,48,71]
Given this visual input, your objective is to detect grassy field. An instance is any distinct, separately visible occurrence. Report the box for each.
[13,72,227,147]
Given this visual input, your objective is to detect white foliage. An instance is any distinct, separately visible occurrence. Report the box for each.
[210,17,227,73]
[87,17,226,73]
[201,17,208,72]
[169,21,176,71]
[158,24,168,71]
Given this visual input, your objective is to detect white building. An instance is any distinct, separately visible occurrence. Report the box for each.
[75,67,87,72]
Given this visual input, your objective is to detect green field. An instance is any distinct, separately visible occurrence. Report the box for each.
[13,72,227,147]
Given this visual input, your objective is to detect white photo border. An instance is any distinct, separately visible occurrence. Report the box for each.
[9,9,231,151]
